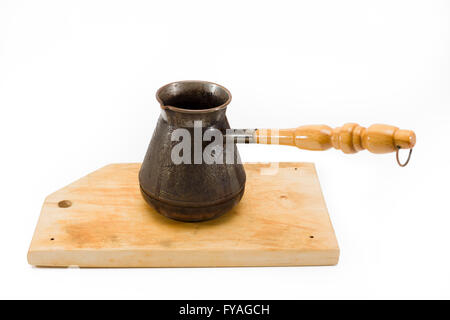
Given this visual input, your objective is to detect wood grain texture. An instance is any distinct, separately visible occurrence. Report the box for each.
[255,123,416,154]
[28,163,339,267]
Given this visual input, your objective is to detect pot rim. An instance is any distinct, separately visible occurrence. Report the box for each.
[156,80,232,114]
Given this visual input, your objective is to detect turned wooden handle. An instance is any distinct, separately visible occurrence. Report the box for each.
[255,123,416,154]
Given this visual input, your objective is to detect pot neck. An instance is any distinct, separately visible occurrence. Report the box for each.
[161,108,228,128]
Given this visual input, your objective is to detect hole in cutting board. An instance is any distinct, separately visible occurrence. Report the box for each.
[58,200,72,208]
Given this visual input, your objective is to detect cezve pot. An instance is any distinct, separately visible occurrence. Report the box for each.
[139,80,416,222]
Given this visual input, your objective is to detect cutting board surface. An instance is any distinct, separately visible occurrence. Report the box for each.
[28,163,339,267]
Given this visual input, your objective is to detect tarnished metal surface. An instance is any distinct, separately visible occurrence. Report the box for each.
[139,81,246,222]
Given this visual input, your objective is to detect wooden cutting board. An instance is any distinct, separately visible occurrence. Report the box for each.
[28,163,339,267]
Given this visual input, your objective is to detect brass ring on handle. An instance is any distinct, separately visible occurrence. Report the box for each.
[396,146,413,167]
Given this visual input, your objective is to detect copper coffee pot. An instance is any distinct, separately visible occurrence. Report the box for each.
[139,80,416,222]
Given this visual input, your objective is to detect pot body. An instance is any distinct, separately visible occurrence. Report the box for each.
[139,107,246,222]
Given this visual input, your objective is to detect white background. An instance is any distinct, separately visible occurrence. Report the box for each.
[1,0,449,299]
